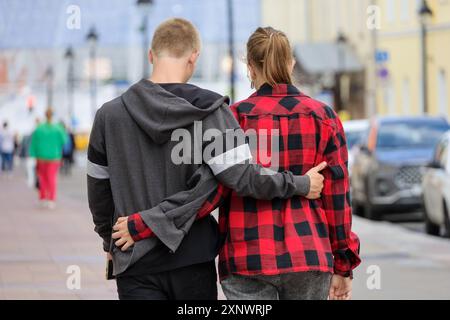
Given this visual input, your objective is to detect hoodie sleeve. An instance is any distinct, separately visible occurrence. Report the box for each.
[87,109,115,252]
[201,103,310,200]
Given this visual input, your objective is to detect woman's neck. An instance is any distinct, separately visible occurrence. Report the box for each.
[254,78,266,90]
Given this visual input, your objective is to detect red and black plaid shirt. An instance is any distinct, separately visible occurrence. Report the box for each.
[218,83,360,279]
[128,83,360,278]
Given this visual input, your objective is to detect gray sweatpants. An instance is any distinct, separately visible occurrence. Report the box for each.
[221,272,332,300]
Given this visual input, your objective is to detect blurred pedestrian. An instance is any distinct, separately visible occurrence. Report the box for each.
[60,122,75,176]
[19,118,40,188]
[0,121,15,175]
[29,109,67,209]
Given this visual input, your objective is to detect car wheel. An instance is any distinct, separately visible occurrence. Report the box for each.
[364,202,381,221]
[351,198,363,217]
[364,181,381,221]
[424,204,440,236]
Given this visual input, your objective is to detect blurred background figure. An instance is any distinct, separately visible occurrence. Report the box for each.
[0,121,16,176]
[59,121,75,176]
[18,118,41,188]
[29,109,67,209]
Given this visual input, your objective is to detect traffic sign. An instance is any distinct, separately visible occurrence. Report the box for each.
[376,50,389,63]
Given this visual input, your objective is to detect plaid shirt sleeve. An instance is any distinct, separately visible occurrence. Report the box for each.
[127,213,154,242]
[127,184,230,242]
[321,111,361,277]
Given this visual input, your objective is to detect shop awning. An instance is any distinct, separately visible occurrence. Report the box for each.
[294,42,364,75]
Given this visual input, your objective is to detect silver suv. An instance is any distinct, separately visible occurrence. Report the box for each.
[351,116,450,220]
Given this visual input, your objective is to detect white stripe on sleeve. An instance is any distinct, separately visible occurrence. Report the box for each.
[87,159,110,179]
[206,144,253,176]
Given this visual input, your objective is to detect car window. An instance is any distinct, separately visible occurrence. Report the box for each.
[377,122,449,149]
[345,130,366,149]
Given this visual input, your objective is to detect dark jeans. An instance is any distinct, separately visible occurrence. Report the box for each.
[116,261,217,300]
[221,271,332,300]
[1,153,13,172]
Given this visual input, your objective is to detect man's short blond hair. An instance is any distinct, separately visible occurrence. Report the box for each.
[151,18,201,58]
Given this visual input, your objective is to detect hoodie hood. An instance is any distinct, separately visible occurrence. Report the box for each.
[121,79,229,144]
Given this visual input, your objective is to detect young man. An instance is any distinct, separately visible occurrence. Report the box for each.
[87,18,326,300]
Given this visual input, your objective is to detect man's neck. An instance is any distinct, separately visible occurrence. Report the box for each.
[150,72,186,84]
[149,61,189,84]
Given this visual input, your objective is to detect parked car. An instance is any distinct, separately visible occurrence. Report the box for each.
[343,119,369,176]
[422,131,450,237]
[351,116,450,220]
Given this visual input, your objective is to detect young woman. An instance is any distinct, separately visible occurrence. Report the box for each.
[218,27,361,300]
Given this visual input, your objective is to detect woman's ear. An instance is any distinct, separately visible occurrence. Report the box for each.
[290,58,296,73]
[247,63,256,80]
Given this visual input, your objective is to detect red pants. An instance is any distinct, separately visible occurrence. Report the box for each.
[37,160,60,201]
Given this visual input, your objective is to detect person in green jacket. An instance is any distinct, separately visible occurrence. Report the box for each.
[29,109,67,209]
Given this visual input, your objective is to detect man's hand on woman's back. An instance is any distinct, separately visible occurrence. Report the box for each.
[305,162,327,200]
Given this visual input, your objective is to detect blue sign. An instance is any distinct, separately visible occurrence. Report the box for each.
[375,50,389,63]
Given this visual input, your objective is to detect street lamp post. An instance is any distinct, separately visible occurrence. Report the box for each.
[45,66,54,109]
[64,46,75,125]
[227,0,236,103]
[419,0,433,115]
[86,26,99,121]
[136,0,153,79]
[335,32,347,112]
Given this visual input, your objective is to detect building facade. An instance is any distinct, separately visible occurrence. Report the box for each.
[262,0,450,120]
[376,0,450,118]
[261,0,375,119]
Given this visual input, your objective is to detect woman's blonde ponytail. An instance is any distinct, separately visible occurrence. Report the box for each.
[247,27,293,87]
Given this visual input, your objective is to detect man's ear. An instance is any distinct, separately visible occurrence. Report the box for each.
[188,50,200,65]
[149,50,155,65]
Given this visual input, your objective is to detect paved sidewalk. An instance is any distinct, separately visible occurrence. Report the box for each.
[0,168,117,299]
[352,217,450,299]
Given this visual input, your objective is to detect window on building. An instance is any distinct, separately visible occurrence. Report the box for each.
[400,0,409,22]
[384,81,396,115]
[386,0,396,23]
[438,69,449,117]
[402,78,411,114]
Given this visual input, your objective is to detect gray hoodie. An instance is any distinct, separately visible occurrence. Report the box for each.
[87,80,310,275]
